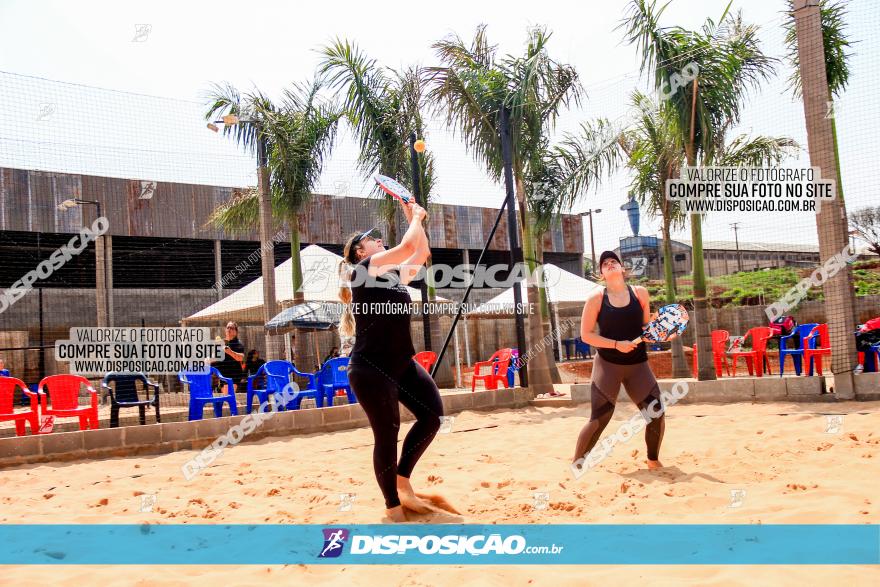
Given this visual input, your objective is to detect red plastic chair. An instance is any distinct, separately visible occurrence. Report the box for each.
[730,327,774,377]
[804,324,832,376]
[37,375,99,431]
[0,376,39,436]
[692,330,732,378]
[413,351,437,373]
[471,348,512,392]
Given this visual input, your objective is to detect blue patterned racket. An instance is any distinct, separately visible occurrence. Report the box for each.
[632,304,689,344]
[374,174,412,204]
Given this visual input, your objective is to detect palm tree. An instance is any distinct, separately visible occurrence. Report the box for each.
[622,91,796,376]
[428,25,582,393]
[527,143,583,373]
[319,40,435,246]
[529,120,628,370]
[205,79,341,362]
[783,0,854,201]
[319,41,454,381]
[619,91,690,376]
[619,0,777,380]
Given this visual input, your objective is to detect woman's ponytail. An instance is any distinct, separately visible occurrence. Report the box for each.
[338,260,355,337]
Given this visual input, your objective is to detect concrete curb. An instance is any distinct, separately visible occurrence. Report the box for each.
[0,387,535,469]
[3,374,873,469]
[569,375,833,405]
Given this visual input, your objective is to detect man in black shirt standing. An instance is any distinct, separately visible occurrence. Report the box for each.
[212,321,245,391]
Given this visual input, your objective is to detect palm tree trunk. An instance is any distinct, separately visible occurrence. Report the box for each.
[688,182,715,380]
[289,213,311,370]
[515,177,555,395]
[387,214,398,247]
[690,225,714,378]
[687,79,716,382]
[422,214,451,386]
[830,114,845,202]
[663,210,690,378]
[290,213,304,306]
[661,170,690,378]
[534,232,562,384]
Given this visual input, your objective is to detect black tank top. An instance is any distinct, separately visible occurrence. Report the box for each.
[596,285,648,365]
[349,255,416,375]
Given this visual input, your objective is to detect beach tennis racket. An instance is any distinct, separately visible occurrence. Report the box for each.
[374,174,412,204]
[632,304,689,344]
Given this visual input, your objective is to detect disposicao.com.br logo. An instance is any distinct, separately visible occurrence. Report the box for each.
[318,528,563,558]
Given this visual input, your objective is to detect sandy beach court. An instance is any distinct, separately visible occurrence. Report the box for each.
[1,400,878,585]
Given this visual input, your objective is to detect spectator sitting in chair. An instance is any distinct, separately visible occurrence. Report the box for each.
[322,346,340,365]
[212,321,245,392]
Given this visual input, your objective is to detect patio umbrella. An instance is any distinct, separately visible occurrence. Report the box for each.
[266,301,342,333]
[266,301,343,367]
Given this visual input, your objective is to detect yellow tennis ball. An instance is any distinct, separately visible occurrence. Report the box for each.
[413,139,426,153]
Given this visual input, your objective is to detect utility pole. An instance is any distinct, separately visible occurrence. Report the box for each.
[730,222,743,272]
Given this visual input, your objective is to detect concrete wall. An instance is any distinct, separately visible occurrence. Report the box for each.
[459,295,880,361]
[0,387,534,469]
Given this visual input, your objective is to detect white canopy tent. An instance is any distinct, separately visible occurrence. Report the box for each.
[181,244,460,383]
[182,244,444,325]
[467,263,601,362]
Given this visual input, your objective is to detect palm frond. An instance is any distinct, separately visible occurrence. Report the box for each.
[783,0,856,98]
[206,187,261,235]
[714,134,799,166]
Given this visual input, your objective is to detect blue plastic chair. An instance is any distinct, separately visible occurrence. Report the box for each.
[282,361,325,410]
[316,357,355,406]
[865,344,880,373]
[246,360,321,412]
[778,323,818,376]
[179,367,238,421]
[574,338,592,359]
[506,349,520,387]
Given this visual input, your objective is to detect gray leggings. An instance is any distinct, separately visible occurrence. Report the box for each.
[573,355,665,462]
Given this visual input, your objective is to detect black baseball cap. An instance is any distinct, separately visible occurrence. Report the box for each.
[598,250,621,268]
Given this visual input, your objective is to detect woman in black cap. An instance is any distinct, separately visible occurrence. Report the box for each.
[572,250,666,472]
[337,198,456,522]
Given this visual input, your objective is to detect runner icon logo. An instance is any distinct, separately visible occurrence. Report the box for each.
[319,528,350,558]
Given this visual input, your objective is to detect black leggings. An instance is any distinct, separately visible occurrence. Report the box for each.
[573,355,665,462]
[347,359,443,509]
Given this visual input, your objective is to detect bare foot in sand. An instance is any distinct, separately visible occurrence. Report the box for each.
[647,459,664,470]
[386,505,408,522]
[397,476,433,514]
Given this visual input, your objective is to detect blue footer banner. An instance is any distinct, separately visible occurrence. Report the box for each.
[0,524,877,565]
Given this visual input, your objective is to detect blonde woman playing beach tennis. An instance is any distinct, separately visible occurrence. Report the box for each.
[572,250,667,472]
[337,198,458,522]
